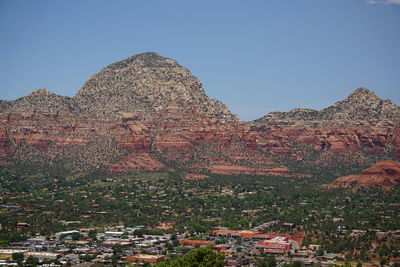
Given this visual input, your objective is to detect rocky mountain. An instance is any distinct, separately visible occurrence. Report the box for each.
[75,52,237,121]
[0,52,399,177]
[254,87,400,125]
[328,160,400,189]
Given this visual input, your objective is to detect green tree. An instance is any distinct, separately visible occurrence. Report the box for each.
[12,252,24,264]
[71,232,82,241]
[257,256,277,267]
[292,261,305,267]
[25,256,40,266]
[155,246,225,267]
[88,230,97,240]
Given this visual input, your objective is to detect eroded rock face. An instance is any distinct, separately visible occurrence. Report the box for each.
[329,160,400,189]
[0,52,399,176]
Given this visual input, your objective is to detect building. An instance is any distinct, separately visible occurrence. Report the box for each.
[126,254,166,264]
[55,230,79,240]
[255,236,292,254]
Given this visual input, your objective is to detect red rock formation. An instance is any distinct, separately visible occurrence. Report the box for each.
[329,160,400,189]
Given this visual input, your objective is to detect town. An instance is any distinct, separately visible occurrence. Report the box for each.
[1,219,400,266]
[0,221,336,266]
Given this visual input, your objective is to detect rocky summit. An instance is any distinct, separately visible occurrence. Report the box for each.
[0,52,399,178]
[75,52,236,121]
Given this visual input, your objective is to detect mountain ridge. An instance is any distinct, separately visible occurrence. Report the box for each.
[0,52,399,177]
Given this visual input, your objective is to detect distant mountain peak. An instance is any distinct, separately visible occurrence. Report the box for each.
[253,87,399,124]
[74,52,237,120]
[107,52,178,70]
[29,88,55,97]
[350,87,375,96]
[327,87,398,115]
[345,87,381,102]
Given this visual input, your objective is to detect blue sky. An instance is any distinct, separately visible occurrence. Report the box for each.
[0,0,399,121]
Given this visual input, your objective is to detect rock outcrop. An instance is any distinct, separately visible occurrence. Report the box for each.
[0,52,399,177]
[328,160,400,189]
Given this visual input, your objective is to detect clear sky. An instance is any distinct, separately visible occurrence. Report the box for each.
[0,0,399,121]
